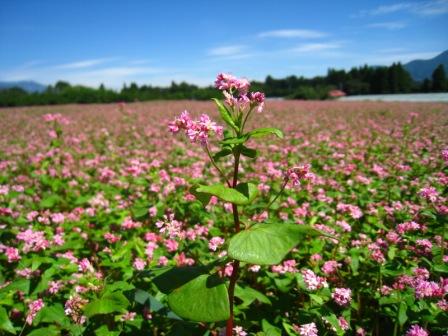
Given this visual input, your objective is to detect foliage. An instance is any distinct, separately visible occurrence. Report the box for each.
[0,87,447,335]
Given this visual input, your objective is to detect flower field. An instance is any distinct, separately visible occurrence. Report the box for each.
[0,92,447,335]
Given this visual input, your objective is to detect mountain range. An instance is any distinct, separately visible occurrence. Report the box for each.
[0,80,47,93]
[403,50,448,82]
[0,50,447,92]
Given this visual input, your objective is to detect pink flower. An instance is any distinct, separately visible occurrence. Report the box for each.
[48,280,63,294]
[26,299,44,325]
[5,247,21,263]
[285,164,315,186]
[418,186,439,202]
[406,325,428,336]
[295,322,318,336]
[442,148,448,163]
[65,295,88,324]
[233,326,247,336]
[120,311,136,321]
[332,288,352,306]
[169,111,222,145]
[215,73,250,94]
[133,258,146,271]
[321,260,341,275]
[164,239,179,252]
[78,258,94,273]
[249,91,265,113]
[338,316,349,330]
[208,237,225,251]
[301,269,328,290]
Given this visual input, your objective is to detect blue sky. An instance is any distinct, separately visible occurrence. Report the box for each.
[0,0,447,88]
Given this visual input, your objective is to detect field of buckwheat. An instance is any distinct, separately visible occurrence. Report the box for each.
[1,77,448,336]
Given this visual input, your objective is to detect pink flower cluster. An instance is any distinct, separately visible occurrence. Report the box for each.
[294,322,318,336]
[406,325,428,336]
[321,260,341,275]
[418,186,439,202]
[26,299,44,325]
[285,164,315,186]
[215,73,265,112]
[17,229,49,252]
[332,287,352,306]
[271,259,297,274]
[208,236,225,251]
[42,113,70,125]
[65,295,88,324]
[301,269,328,290]
[337,203,363,219]
[3,246,21,262]
[168,111,223,145]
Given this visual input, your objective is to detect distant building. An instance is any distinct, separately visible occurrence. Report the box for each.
[329,89,346,98]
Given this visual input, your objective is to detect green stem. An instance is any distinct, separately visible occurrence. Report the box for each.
[263,179,288,212]
[240,106,255,132]
[226,150,241,336]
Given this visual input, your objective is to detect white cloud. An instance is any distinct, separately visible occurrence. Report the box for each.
[55,58,113,69]
[291,43,341,53]
[356,0,448,17]
[367,21,407,30]
[208,45,246,57]
[258,29,326,38]
[0,60,166,88]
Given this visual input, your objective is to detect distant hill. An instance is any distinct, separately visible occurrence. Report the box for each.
[0,80,47,93]
[404,50,448,82]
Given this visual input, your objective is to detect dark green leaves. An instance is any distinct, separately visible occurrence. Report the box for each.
[83,292,129,317]
[152,266,229,322]
[0,307,16,334]
[228,223,321,265]
[195,182,258,205]
[167,274,230,322]
[247,127,284,139]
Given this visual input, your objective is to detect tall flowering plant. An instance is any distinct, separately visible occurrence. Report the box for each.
[162,73,320,334]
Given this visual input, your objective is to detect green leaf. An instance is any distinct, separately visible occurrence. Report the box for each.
[39,195,60,209]
[234,285,271,308]
[398,302,407,326]
[152,266,209,294]
[213,148,233,161]
[0,279,30,295]
[220,135,249,145]
[309,293,324,305]
[196,182,258,205]
[34,304,70,328]
[228,223,320,265]
[0,307,16,334]
[84,292,129,317]
[27,327,60,336]
[247,127,283,139]
[95,325,121,336]
[134,289,151,305]
[104,281,135,293]
[167,274,230,322]
[212,98,239,131]
[262,319,282,336]
[190,185,212,206]
[241,145,258,159]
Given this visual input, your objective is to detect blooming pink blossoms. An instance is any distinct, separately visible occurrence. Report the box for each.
[169,111,223,145]
[26,299,44,325]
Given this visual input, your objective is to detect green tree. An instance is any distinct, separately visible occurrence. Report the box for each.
[432,64,447,92]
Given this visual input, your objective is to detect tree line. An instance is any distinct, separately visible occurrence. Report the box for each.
[0,63,447,107]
